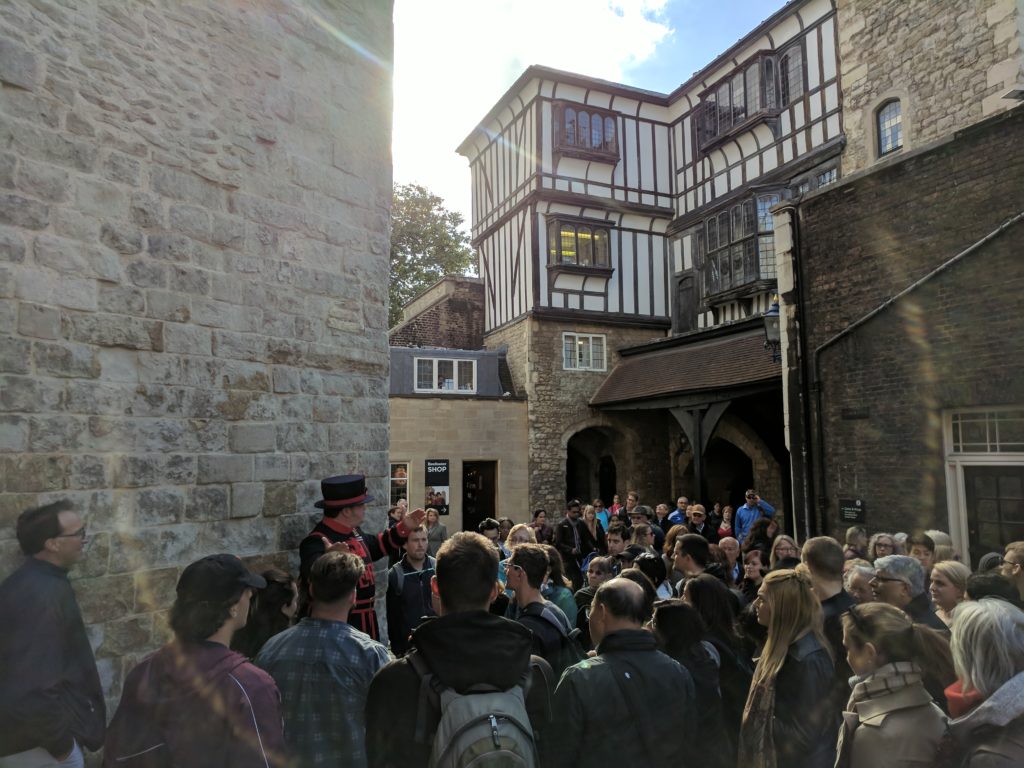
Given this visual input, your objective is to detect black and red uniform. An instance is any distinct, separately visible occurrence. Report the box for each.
[299,516,409,640]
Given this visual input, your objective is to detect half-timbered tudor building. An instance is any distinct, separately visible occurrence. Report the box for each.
[456,0,841,524]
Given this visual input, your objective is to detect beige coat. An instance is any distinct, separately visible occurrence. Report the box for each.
[836,681,948,768]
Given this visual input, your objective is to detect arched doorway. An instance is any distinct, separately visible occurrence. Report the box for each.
[566,427,621,505]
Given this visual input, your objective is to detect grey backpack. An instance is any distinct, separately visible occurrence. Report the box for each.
[408,651,538,768]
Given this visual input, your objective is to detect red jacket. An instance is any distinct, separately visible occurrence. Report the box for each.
[103,640,287,767]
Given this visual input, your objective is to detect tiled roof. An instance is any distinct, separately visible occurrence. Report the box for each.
[590,330,780,406]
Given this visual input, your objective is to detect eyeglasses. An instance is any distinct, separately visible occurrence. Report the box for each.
[56,526,87,540]
[870,574,907,585]
[507,563,524,573]
[875,543,894,549]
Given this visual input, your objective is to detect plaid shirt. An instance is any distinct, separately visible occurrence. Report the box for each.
[256,617,391,768]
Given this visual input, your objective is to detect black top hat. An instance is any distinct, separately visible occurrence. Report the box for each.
[177,554,266,603]
[315,474,375,510]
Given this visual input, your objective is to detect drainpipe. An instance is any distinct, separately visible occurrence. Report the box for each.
[811,210,1024,524]
[775,201,815,541]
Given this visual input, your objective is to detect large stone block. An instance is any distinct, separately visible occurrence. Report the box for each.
[17,302,60,339]
[229,423,276,453]
[186,485,231,522]
[231,482,265,518]
[0,193,49,229]
[197,453,254,484]
[133,567,180,613]
[0,37,42,91]
[136,487,186,527]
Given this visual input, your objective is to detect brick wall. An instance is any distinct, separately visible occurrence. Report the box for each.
[389,277,484,349]
[0,0,392,708]
[795,105,1024,535]
[839,0,1023,173]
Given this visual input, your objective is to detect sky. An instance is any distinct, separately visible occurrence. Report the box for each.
[392,0,789,230]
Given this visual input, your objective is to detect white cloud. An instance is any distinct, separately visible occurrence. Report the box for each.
[393,0,673,229]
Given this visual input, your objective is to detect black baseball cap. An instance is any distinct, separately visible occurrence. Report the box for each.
[177,554,267,603]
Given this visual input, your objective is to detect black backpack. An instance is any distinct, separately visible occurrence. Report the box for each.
[519,602,586,676]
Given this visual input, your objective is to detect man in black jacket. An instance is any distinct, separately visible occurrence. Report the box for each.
[553,499,592,590]
[549,578,696,768]
[365,532,554,768]
[0,500,105,766]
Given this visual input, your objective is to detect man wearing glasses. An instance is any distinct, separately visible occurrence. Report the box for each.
[0,500,105,767]
[870,554,947,632]
[733,489,774,545]
[1002,541,1024,601]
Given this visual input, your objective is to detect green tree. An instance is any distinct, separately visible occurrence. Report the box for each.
[389,183,474,327]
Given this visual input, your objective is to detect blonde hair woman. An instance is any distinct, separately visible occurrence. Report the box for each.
[739,569,836,768]
[769,534,800,569]
[835,603,954,768]
[423,507,448,558]
[929,560,970,626]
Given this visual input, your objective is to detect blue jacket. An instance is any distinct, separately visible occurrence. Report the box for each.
[733,499,775,544]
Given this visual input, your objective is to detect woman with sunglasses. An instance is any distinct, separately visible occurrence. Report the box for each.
[739,569,836,768]
[835,602,954,768]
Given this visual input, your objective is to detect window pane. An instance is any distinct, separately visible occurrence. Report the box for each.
[758,194,780,232]
[721,251,732,290]
[732,245,744,286]
[578,111,590,148]
[416,359,433,390]
[743,199,757,234]
[759,234,777,279]
[816,168,837,187]
[437,360,454,390]
[743,239,757,282]
[604,116,616,150]
[457,361,474,391]
[563,335,576,369]
[781,50,803,106]
[594,229,610,266]
[592,337,605,370]
[703,93,718,140]
[578,226,593,266]
[548,221,560,263]
[878,101,902,155]
[706,217,719,252]
[591,114,603,149]
[746,63,761,113]
[731,204,744,241]
[763,58,777,110]
[560,224,576,264]
[565,107,576,145]
[577,337,591,369]
[731,72,746,123]
[718,212,731,245]
[718,82,732,131]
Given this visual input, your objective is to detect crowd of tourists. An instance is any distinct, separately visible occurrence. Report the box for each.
[1,476,1023,768]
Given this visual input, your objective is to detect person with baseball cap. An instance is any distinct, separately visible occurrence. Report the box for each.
[104,554,288,767]
[299,474,426,640]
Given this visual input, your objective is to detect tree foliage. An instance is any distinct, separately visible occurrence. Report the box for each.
[389,183,474,328]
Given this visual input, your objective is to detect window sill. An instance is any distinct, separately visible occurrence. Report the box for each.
[548,264,613,277]
[700,109,782,153]
[554,146,620,164]
[702,278,776,306]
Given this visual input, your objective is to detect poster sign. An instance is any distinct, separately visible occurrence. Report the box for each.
[839,498,866,524]
[425,459,450,516]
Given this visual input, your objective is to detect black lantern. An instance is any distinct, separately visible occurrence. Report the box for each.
[763,296,781,363]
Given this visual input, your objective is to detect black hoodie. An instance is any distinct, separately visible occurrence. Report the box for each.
[103,640,287,767]
[365,610,554,768]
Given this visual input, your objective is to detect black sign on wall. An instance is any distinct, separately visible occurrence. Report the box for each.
[839,498,866,524]
[424,459,450,516]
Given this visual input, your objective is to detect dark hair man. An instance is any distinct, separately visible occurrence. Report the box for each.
[628,505,665,552]
[300,474,426,640]
[257,551,389,768]
[366,532,554,767]
[907,531,936,577]
[0,501,105,766]
[105,555,286,766]
[386,526,436,656]
[554,498,597,590]
[548,579,696,768]
[506,544,574,675]
[801,536,855,717]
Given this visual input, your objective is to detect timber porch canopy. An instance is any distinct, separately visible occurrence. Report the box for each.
[590,325,781,500]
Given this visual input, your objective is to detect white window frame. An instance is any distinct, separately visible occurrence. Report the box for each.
[414,357,477,394]
[562,332,607,372]
[943,407,1024,568]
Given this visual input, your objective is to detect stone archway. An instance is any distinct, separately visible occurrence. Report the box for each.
[560,415,643,507]
[675,411,784,515]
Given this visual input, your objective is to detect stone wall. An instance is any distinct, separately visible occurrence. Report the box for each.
[839,0,1023,173]
[487,316,669,516]
[794,106,1024,538]
[389,276,484,349]
[0,0,392,711]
